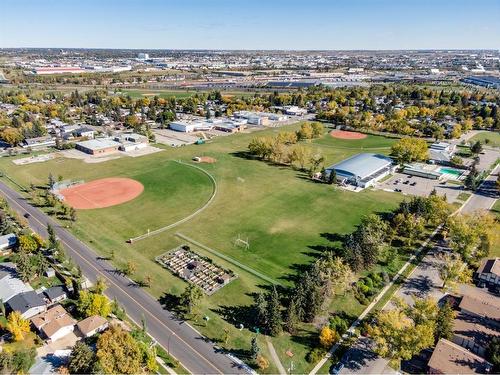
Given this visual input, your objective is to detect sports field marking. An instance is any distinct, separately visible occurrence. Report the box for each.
[129,160,217,243]
[175,232,281,286]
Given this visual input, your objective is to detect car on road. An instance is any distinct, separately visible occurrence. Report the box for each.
[330,362,344,375]
[23,213,30,219]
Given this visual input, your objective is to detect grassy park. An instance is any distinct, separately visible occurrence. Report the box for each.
[469,131,500,148]
[0,123,403,373]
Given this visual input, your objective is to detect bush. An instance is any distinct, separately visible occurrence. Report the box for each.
[329,315,349,335]
[306,348,326,363]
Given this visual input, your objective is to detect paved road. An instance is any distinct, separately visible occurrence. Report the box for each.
[461,165,499,214]
[0,181,248,375]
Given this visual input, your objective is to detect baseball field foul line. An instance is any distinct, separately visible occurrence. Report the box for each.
[128,160,217,243]
[175,232,281,286]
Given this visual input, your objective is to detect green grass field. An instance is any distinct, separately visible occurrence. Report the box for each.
[470,131,500,148]
[0,124,402,373]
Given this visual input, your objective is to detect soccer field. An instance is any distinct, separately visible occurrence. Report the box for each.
[0,123,401,373]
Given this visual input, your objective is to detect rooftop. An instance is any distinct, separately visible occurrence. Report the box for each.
[477,257,500,277]
[428,339,493,374]
[7,291,45,313]
[76,138,120,150]
[76,315,108,335]
[31,305,76,338]
[327,153,393,180]
[459,286,500,321]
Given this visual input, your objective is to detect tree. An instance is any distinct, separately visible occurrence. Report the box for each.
[256,354,269,370]
[266,286,283,336]
[96,325,142,374]
[6,311,31,341]
[446,212,495,261]
[391,137,429,164]
[284,298,299,334]
[48,172,56,189]
[18,234,39,253]
[250,337,260,360]
[368,306,434,369]
[179,284,203,315]
[0,347,36,374]
[327,168,336,184]
[296,122,314,140]
[486,337,500,373]
[0,127,24,146]
[123,261,137,276]
[77,290,112,318]
[93,277,107,294]
[470,140,483,155]
[435,301,456,343]
[47,223,58,249]
[344,214,388,271]
[438,253,472,291]
[69,341,96,374]
[69,207,77,222]
[319,326,338,348]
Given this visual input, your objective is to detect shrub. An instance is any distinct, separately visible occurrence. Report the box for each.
[306,348,326,363]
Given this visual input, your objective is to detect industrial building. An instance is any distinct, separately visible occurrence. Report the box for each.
[325,153,394,188]
[75,138,121,155]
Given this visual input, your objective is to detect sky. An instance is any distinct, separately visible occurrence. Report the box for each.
[1,0,499,50]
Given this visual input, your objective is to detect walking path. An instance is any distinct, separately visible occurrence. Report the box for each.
[129,160,217,243]
[266,336,287,375]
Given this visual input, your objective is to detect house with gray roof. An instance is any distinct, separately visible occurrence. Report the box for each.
[0,262,34,302]
[6,291,46,319]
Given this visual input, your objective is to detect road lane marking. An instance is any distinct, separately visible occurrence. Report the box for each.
[1,187,226,375]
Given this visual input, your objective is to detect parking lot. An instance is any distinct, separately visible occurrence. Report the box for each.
[376,172,463,203]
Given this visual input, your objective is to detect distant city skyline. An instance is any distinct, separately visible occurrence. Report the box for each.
[1,0,499,50]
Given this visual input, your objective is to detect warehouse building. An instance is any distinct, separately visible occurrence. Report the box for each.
[325,153,394,188]
[75,138,121,155]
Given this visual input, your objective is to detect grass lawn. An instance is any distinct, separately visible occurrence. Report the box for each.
[0,123,401,372]
[470,131,500,148]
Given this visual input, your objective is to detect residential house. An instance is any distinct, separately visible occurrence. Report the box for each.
[31,304,76,342]
[476,258,500,289]
[6,290,46,319]
[428,339,493,374]
[0,262,33,302]
[43,286,67,305]
[0,233,17,254]
[76,315,108,338]
[452,311,500,357]
[458,286,500,328]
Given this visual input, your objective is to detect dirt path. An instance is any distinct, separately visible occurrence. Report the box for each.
[266,336,287,375]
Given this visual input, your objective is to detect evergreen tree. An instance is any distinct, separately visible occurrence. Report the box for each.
[250,337,259,360]
[265,286,283,336]
[284,298,299,334]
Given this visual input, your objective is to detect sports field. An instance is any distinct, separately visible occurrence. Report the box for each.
[0,123,401,373]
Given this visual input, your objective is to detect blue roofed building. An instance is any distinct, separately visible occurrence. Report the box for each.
[325,153,394,188]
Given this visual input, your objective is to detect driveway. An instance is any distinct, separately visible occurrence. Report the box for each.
[37,332,80,357]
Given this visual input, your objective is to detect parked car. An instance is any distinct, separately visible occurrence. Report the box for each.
[23,213,30,219]
[330,362,345,375]
[403,180,410,185]
[410,182,417,186]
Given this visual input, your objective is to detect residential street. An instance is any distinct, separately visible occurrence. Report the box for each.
[0,181,249,375]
